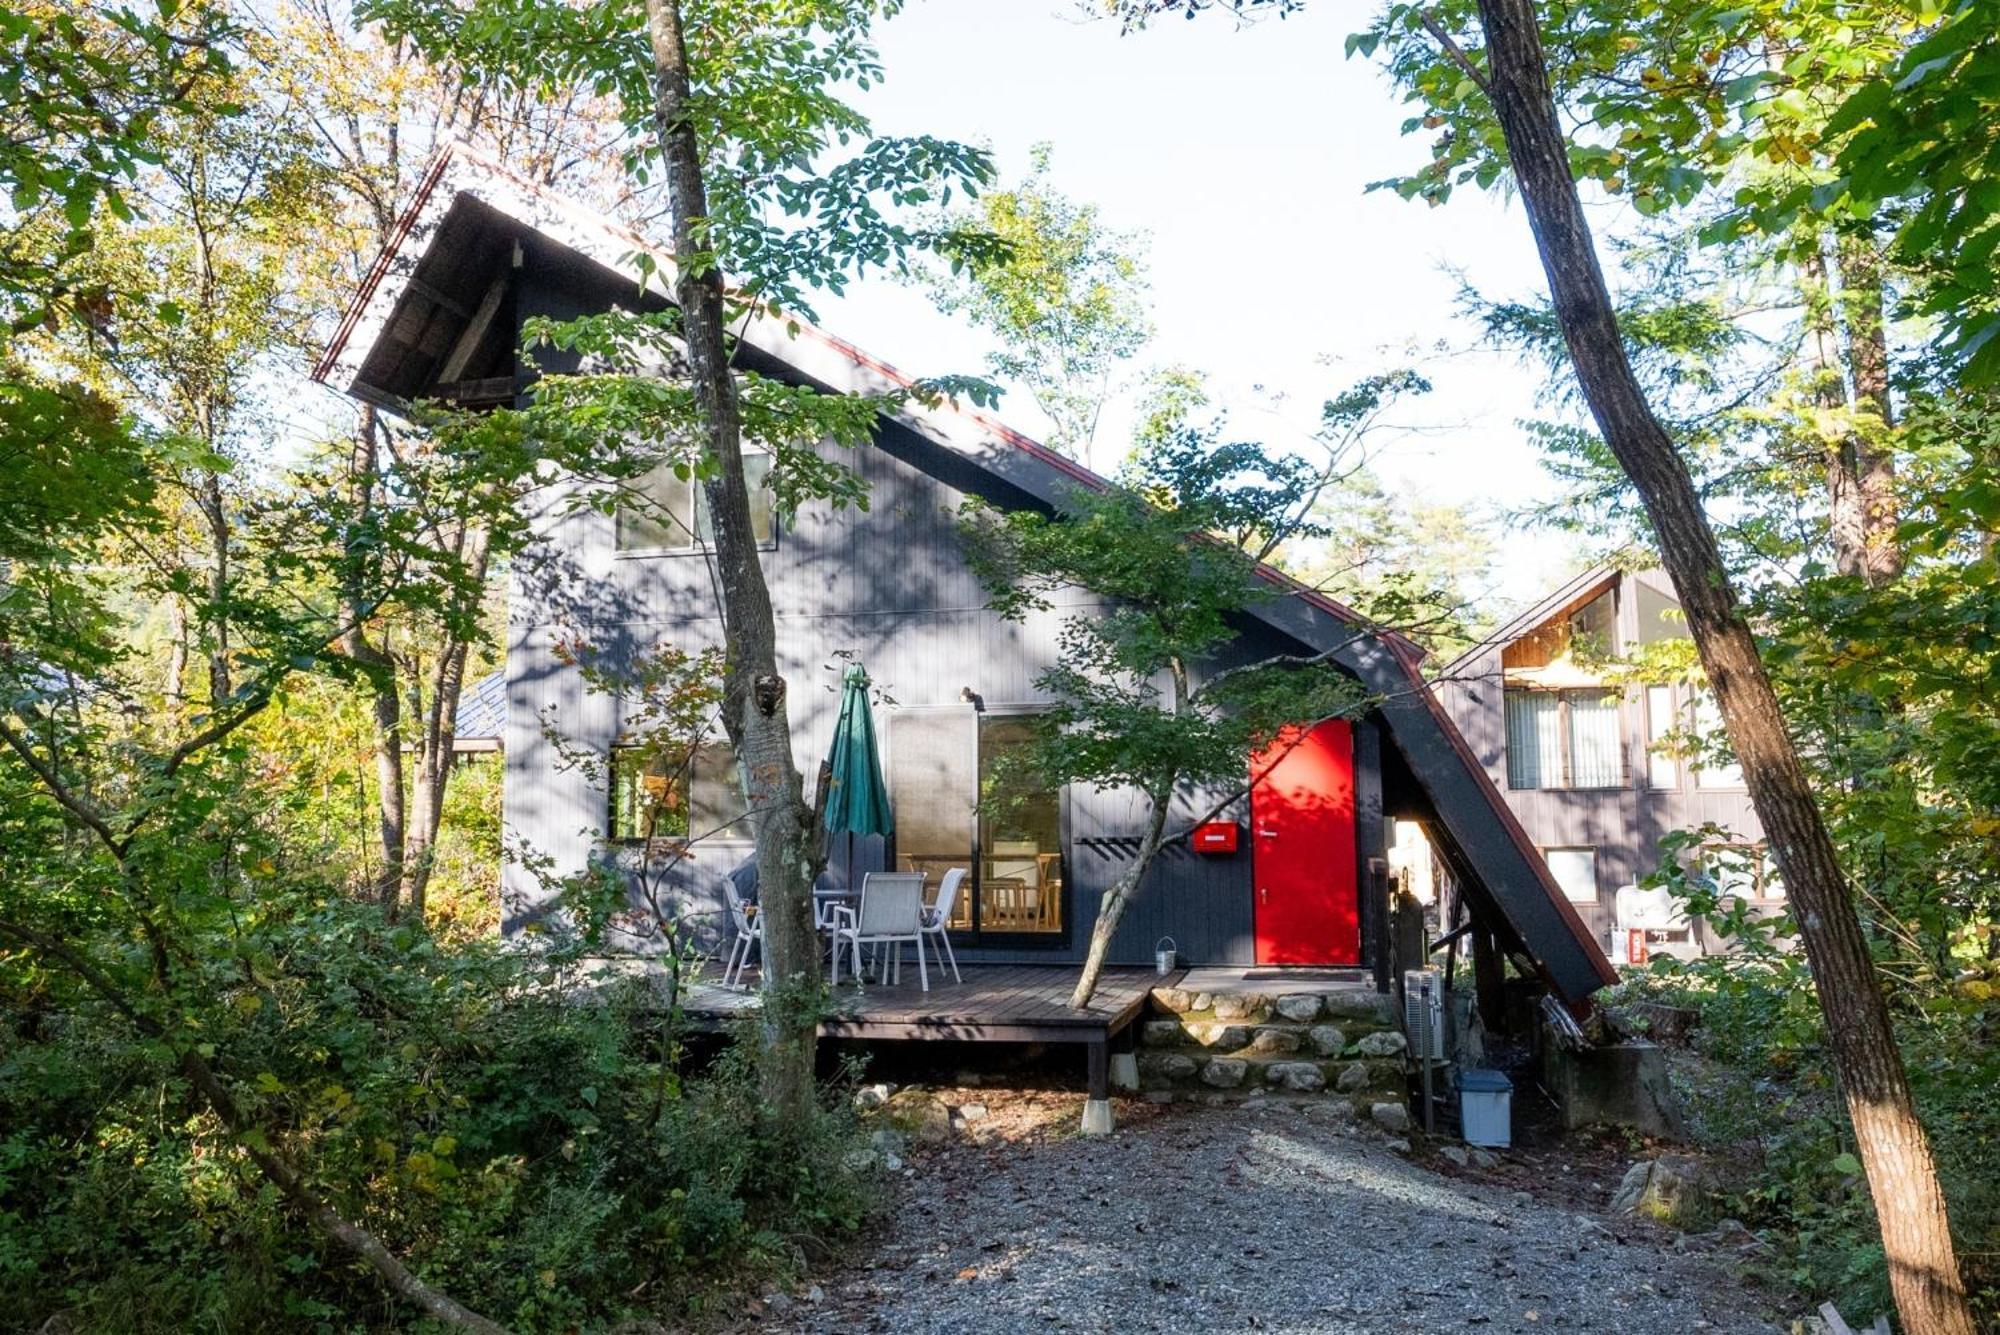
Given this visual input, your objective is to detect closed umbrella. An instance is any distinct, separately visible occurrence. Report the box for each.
[822,666,893,883]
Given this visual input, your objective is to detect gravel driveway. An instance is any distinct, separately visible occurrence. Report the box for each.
[773,1093,1784,1334]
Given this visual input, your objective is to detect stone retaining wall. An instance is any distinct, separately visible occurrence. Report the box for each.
[1137,984,1411,1112]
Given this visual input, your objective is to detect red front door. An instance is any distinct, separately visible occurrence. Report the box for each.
[1251,719,1359,965]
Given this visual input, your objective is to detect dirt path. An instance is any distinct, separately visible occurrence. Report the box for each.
[768,1093,1785,1334]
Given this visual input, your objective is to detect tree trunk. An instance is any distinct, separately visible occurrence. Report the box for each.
[339,407,406,911]
[1069,795,1172,1009]
[402,525,492,921]
[1468,5,1974,1331]
[1836,236,1901,586]
[1804,246,1871,581]
[164,593,189,719]
[642,0,820,1124]
[196,468,231,707]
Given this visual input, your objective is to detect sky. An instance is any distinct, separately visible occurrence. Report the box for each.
[800,0,1611,608]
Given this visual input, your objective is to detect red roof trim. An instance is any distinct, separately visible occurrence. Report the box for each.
[312,147,455,384]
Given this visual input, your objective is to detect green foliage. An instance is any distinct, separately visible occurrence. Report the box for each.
[360,0,1002,321]
[1610,960,2000,1322]
[963,428,1367,805]
[918,143,1153,458]
[0,890,870,1332]
[0,0,236,331]
[1833,1,2000,381]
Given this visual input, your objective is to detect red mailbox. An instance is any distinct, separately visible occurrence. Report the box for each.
[1190,821,1240,855]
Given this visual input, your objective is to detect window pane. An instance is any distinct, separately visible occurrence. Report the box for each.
[1709,845,1758,904]
[690,741,749,839]
[1760,848,1784,901]
[610,746,690,840]
[978,715,1062,935]
[1644,685,1677,789]
[889,708,977,927]
[693,452,775,545]
[1568,590,1615,658]
[1505,690,1562,789]
[1544,847,1598,903]
[1567,690,1623,788]
[1691,689,1744,788]
[616,461,694,551]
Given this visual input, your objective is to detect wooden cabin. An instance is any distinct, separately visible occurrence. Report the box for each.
[313,141,1616,1009]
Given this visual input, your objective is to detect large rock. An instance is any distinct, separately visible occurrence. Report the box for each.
[1370,1100,1412,1133]
[1610,1154,1715,1227]
[1319,989,1395,1022]
[1152,987,1197,1014]
[1249,1026,1302,1055]
[1142,1018,1187,1046]
[1547,1040,1687,1138]
[1274,993,1322,1022]
[1265,1061,1327,1093]
[1200,1058,1248,1089]
[1356,1030,1408,1058]
[1307,1025,1347,1057]
[1335,1061,1372,1094]
[1192,1023,1253,1051]
[1156,1053,1197,1080]
[1211,993,1266,1021]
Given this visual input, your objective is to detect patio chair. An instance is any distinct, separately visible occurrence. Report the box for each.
[919,867,966,984]
[721,872,761,989]
[830,871,928,991]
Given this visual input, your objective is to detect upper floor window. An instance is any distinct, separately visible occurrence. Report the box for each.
[1505,688,1623,789]
[1641,682,1744,790]
[616,452,775,553]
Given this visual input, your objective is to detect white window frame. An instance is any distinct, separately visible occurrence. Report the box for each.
[1542,846,1601,904]
[1504,688,1627,791]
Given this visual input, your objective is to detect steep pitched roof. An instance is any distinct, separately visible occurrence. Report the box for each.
[312,141,1615,1000]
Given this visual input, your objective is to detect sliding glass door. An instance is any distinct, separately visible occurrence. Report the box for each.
[886,707,1065,943]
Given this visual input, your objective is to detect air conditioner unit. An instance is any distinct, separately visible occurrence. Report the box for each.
[1403,968,1447,1061]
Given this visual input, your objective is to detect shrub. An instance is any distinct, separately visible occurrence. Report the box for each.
[0,892,869,1331]
[1608,961,2000,1323]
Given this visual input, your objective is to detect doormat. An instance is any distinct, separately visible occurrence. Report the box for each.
[1238,968,1369,981]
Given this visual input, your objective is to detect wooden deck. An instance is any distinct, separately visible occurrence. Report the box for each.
[683,964,1166,1041]
[679,964,1174,1098]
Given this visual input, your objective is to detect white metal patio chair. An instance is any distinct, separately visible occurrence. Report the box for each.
[721,873,762,989]
[830,871,928,991]
[919,867,966,984]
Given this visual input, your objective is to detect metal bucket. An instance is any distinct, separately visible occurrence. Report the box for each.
[1154,937,1177,975]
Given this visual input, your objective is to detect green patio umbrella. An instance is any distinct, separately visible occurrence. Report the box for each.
[822,664,894,842]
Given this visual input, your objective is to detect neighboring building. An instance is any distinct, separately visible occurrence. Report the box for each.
[1434,566,1775,959]
[313,140,1616,1003]
[451,670,507,757]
